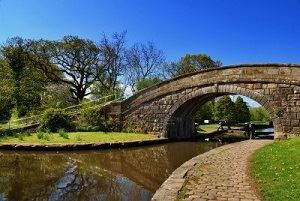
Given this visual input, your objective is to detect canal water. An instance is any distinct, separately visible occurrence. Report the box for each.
[0,141,219,201]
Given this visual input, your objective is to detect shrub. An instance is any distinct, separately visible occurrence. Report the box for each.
[40,108,74,132]
[37,132,44,139]
[43,133,52,141]
[18,133,24,141]
[36,132,52,141]
[58,129,69,139]
[79,106,107,131]
[76,134,82,141]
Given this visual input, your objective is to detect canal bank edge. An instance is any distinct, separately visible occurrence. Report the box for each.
[0,138,168,151]
[151,140,273,201]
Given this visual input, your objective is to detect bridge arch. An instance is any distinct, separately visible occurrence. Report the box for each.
[105,64,300,139]
[164,85,278,138]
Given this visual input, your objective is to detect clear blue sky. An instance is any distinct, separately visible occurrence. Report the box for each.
[1,0,299,107]
[1,0,300,65]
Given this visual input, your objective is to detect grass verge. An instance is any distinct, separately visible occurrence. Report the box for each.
[0,132,158,144]
[197,124,219,133]
[250,137,300,201]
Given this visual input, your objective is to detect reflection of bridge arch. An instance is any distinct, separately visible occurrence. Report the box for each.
[105,64,300,139]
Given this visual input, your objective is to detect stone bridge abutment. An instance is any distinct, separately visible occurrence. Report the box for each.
[104,64,300,139]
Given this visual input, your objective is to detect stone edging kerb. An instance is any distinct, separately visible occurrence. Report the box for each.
[0,138,168,151]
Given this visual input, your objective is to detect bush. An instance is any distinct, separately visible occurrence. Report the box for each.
[79,106,107,131]
[37,132,44,139]
[58,129,69,139]
[76,134,82,141]
[40,108,74,132]
[36,132,52,141]
[43,133,52,141]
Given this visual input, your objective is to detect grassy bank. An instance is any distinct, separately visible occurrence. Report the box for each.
[197,124,219,133]
[0,132,158,144]
[251,137,300,201]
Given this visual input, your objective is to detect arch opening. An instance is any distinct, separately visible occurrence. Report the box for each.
[165,91,276,139]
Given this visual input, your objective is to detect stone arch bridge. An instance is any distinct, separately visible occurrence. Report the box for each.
[105,64,300,139]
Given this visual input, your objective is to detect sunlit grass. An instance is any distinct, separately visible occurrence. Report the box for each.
[0,132,158,144]
[251,138,300,201]
[197,124,219,133]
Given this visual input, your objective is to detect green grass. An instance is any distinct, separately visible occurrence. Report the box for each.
[0,132,158,144]
[251,137,300,201]
[197,124,219,133]
[250,121,270,125]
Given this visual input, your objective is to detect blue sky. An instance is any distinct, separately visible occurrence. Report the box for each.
[1,0,299,106]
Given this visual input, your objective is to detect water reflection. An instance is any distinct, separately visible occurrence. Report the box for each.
[0,141,219,201]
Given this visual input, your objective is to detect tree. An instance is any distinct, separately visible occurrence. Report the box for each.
[41,83,76,109]
[125,42,165,92]
[250,107,271,122]
[195,101,214,124]
[0,60,14,122]
[1,37,47,117]
[163,54,221,78]
[30,36,100,102]
[93,32,126,98]
[234,96,250,123]
[135,77,161,91]
[214,96,235,121]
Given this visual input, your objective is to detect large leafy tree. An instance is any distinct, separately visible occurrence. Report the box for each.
[250,107,271,122]
[214,96,236,121]
[30,36,100,102]
[41,83,76,109]
[234,96,250,123]
[195,101,214,124]
[135,77,161,91]
[0,60,14,122]
[163,54,221,78]
[1,37,47,117]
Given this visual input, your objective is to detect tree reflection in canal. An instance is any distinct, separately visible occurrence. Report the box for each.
[0,141,219,201]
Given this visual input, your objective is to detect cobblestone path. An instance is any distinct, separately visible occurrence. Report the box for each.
[152,140,272,201]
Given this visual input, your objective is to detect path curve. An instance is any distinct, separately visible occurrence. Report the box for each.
[152,140,272,201]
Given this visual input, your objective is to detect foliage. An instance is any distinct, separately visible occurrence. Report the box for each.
[40,108,74,132]
[163,54,221,78]
[250,107,271,122]
[180,54,221,73]
[0,60,14,122]
[58,129,69,139]
[37,132,44,139]
[30,36,100,102]
[76,134,82,141]
[135,77,161,91]
[195,101,214,123]
[1,37,47,117]
[234,96,251,123]
[213,96,236,121]
[251,138,300,201]
[78,106,107,131]
[91,81,124,100]
[41,83,76,109]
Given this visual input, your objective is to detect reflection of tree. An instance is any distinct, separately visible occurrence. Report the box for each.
[0,142,218,201]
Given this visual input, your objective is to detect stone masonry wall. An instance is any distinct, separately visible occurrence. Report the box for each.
[106,65,300,139]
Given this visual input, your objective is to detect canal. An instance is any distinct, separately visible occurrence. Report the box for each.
[0,141,220,201]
